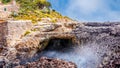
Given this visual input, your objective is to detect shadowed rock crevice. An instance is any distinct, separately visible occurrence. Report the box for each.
[44,38,73,51]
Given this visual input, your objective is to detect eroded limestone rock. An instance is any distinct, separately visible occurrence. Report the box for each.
[0,20,78,68]
[6,20,32,47]
[14,22,78,59]
[16,57,77,68]
[0,21,120,68]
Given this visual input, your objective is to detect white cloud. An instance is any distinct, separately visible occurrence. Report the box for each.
[65,0,120,22]
[67,0,105,15]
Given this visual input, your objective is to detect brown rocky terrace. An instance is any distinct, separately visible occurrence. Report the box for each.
[0,20,120,68]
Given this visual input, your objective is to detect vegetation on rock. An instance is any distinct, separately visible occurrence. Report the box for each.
[1,0,11,4]
[10,0,70,23]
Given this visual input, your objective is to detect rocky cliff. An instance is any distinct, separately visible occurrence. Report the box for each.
[0,20,78,68]
[74,22,120,67]
[0,21,120,68]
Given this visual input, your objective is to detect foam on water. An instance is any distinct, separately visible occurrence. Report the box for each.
[38,43,106,68]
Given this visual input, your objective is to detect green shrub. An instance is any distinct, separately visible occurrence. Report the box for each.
[24,30,31,36]
[1,0,11,4]
[12,0,71,23]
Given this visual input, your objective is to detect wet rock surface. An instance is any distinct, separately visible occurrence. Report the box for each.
[73,23,120,68]
[16,57,77,68]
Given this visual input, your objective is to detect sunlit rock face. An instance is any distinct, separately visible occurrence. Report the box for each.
[0,20,32,54]
[0,20,32,47]
[6,20,32,47]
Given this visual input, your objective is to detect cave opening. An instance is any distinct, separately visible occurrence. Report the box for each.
[20,38,75,64]
[44,38,74,52]
[21,38,111,68]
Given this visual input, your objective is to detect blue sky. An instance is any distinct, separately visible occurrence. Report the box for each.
[48,0,120,22]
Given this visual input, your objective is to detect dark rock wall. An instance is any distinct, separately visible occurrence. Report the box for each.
[73,23,120,67]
